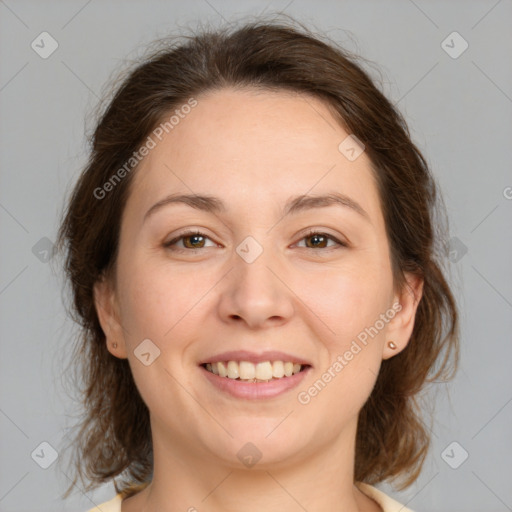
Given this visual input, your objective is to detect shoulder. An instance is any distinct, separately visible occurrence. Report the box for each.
[86,486,412,512]
[85,493,122,512]
[355,482,415,512]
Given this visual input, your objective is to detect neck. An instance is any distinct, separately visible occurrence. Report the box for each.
[121,416,382,512]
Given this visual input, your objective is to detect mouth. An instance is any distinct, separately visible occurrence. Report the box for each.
[200,360,311,383]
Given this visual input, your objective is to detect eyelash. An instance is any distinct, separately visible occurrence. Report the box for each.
[163,229,347,253]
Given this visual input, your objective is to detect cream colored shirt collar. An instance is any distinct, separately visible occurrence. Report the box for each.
[87,482,414,512]
[356,482,414,511]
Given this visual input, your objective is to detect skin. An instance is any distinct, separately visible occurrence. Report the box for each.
[94,87,423,512]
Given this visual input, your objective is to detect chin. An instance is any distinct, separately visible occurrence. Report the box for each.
[206,421,309,467]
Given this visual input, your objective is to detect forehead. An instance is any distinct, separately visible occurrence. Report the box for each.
[126,87,381,225]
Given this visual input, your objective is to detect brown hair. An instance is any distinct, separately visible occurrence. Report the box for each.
[56,16,459,500]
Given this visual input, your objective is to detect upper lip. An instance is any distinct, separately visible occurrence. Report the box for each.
[199,350,312,367]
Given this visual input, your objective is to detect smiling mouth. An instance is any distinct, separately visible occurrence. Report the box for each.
[201,360,310,383]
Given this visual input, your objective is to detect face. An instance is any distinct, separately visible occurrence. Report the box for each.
[94,87,422,470]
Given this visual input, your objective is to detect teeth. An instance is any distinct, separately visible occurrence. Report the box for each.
[272,361,284,378]
[227,361,239,379]
[205,360,305,381]
[217,361,227,377]
[255,361,273,380]
[239,361,255,380]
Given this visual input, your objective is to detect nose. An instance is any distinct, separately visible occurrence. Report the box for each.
[217,239,295,330]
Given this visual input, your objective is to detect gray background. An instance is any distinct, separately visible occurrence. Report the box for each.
[1,1,511,511]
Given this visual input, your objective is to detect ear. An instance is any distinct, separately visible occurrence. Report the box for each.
[93,275,128,359]
[382,272,424,360]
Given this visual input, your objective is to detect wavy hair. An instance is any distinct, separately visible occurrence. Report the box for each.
[56,16,459,500]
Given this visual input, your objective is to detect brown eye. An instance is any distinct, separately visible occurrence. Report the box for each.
[181,233,206,249]
[305,233,329,248]
[297,231,346,250]
[164,230,215,251]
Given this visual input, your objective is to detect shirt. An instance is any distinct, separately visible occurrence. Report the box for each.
[85,482,414,512]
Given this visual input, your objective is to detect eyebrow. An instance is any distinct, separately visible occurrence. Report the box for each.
[143,192,371,223]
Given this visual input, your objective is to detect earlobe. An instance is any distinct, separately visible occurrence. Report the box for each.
[93,277,127,358]
[383,273,424,360]
[387,341,397,350]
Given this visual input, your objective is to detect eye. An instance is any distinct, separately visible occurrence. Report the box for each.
[163,230,217,251]
[296,230,347,250]
[163,229,347,253]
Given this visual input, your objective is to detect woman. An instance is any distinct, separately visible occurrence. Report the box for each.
[56,18,459,512]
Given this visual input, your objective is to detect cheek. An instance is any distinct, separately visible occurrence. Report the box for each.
[116,260,196,343]
[298,268,388,422]
[115,262,201,410]
[300,351,380,438]
[306,258,391,342]
[302,254,392,409]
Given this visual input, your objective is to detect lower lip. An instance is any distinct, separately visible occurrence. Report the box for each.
[200,365,311,399]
